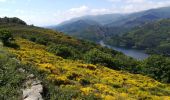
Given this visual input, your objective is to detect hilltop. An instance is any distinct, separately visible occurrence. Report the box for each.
[0,17,170,99]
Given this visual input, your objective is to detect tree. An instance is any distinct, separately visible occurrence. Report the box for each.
[141,55,170,83]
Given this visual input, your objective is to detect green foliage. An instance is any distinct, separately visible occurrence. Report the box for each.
[0,51,26,99]
[79,78,91,86]
[156,43,170,56]
[106,19,170,55]
[0,30,19,48]
[140,55,170,83]
[47,44,80,59]
[0,30,13,45]
[84,48,121,69]
[1,17,170,99]
[113,54,140,73]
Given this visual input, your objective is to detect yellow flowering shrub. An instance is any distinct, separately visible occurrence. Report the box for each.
[77,64,97,70]
[7,38,170,100]
[80,87,95,95]
[104,95,116,100]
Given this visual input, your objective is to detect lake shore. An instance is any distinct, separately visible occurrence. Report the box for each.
[99,41,149,60]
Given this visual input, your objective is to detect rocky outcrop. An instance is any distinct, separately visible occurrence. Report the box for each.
[22,73,44,100]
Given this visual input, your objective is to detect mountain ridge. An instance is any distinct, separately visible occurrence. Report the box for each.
[50,6,170,42]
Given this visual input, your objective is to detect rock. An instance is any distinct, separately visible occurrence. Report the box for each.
[27,74,35,79]
[23,84,43,100]
[32,80,42,86]
[23,74,44,100]
[18,68,25,73]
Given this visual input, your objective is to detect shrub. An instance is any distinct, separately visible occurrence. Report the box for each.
[0,30,13,46]
[79,78,91,86]
[36,37,48,45]
[0,30,19,48]
[0,53,27,99]
[47,44,79,59]
[84,48,120,69]
[77,64,97,70]
[140,55,170,83]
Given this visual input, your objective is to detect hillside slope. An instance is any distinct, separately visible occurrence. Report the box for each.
[6,36,170,100]
[1,17,170,99]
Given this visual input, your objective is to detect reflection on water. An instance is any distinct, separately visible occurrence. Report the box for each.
[99,41,149,60]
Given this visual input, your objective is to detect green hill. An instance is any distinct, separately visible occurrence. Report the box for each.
[1,17,170,100]
[106,19,170,56]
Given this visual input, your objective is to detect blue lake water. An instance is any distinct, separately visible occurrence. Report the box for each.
[99,41,149,60]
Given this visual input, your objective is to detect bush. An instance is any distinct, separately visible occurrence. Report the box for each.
[0,30,19,48]
[79,78,91,86]
[0,30,13,46]
[84,48,120,69]
[0,53,27,99]
[36,37,48,45]
[140,55,170,83]
[47,44,79,59]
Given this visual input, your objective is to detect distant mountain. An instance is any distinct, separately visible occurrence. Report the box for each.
[58,14,125,26]
[50,6,170,41]
[107,6,170,28]
[50,14,126,41]
[56,19,107,41]
[106,19,170,56]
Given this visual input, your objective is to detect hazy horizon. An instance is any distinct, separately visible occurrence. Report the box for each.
[0,0,170,26]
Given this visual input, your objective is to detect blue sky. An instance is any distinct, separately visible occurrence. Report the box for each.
[0,0,170,26]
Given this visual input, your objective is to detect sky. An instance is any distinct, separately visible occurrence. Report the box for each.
[0,0,170,26]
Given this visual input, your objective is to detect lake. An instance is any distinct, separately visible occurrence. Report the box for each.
[99,41,149,60]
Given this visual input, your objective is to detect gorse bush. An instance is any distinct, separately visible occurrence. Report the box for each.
[8,38,170,99]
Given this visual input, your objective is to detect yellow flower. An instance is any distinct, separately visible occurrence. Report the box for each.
[80,87,95,95]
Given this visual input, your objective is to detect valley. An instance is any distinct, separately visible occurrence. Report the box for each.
[0,17,170,100]
[99,41,149,60]
[0,1,170,99]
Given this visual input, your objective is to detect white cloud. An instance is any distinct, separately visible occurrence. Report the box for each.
[107,0,170,13]
[36,0,170,26]
[51,5,113,25]
[54,0,170,25]
[69,6,89,14]
[1,0,170,26]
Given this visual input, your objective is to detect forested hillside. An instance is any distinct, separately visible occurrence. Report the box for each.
[1,17,170,100]
[106,19,170,56]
